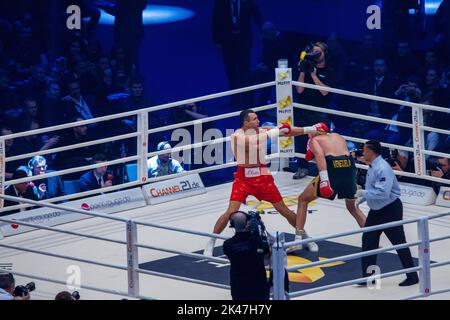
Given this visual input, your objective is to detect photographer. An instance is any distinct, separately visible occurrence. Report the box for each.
[223,211,270,300]
[364,76,419,145]
[0,273,30,300]
[431,157,450,194]
[294,42,335,179]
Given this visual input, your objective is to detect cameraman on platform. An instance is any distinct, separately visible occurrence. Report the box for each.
[0,273,30,300]
[294,42,336,179]
[223,211,270,300]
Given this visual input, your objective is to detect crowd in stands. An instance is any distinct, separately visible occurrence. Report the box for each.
[1,1,449,215]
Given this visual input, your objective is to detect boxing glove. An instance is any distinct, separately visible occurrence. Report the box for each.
[319,180,334,198]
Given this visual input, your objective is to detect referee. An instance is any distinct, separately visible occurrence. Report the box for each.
[355,140,419,287]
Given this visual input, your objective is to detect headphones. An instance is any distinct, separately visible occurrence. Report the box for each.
[157,141,171,151]
[28,155,47,172]
[229,211,252,229]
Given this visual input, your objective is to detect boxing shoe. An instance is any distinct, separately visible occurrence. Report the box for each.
[203,238,216,256]
[286,230,319,253]
[319,180,334,198]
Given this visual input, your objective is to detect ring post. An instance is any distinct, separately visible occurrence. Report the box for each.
[137,110,149,184]
[417,218,431,297]
[126,220,140,297]
[272,232,287,300]
[412,106,426,176]
[0,137,4,210]
[275,63,294,171]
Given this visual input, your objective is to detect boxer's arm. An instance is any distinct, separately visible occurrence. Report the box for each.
[309,138,327,172]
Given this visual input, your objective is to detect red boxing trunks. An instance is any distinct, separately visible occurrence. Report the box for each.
[230,165,283,204]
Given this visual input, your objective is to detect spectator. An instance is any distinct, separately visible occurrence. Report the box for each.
[294,41,335,179]
[0,273,30,300]
[54,291,77,300]
[1,168,39,216]
[431,157,450,194]
[97,0,147,73]
[422,68,449,107]
[14,119,59,154]
[365,76,419,145]
[389,40,420,83]
[361,59,398,119]
[79,153,113,192]
[147,141,184,178]
[54,115,99,178]
[1,126,23,180]
[27,155,65,200]
[15,97,39,128]
[212,0,263,105]
[39,81,62,128]
[62,79,96,122]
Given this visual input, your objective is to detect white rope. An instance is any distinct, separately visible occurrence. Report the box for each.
[340,135,415,152]
[147,103,276,135]
[421,125,450,136]
[0,242,127,271]
[293,102,414,128]
[293,153,450,184]
[293,80,450,113]
[0,216,127,245]
[6,131,140,163]
[0,81,276,141]
[5,270,149,299]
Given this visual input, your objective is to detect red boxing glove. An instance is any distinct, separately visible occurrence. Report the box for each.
[313,122,330,134]
[305,138,315,161]
[279,122,292,135]
[319,180,334,198]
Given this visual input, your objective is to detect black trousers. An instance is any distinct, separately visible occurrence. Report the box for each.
[361,198,418,280]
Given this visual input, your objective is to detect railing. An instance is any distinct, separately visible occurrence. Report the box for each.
[0,67,449,299]
[271,211,450,300]
[0,193,231,299]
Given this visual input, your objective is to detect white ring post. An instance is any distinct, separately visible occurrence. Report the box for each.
[412,106,426,176]
[417,218,431,297]
[137,111,149,184]
[275,66,294,171]
[126,220,140,297]
[0,137,4,210]
[272,232,287,300]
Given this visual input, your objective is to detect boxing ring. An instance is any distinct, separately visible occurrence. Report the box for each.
[1,67,450,300]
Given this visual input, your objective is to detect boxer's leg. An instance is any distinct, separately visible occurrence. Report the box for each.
[272,201,297,227]
[213,201,242,234]
[345,199,366,227]
[288,182,319,252]
[204,201,242,256]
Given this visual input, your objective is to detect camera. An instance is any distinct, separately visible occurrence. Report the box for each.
[385,149,398,167]
[14,282,35,297]
[297,45,321,74]
[351,149,364,158]
[247,211,268,254]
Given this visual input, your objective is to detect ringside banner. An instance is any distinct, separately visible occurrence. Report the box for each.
[0,188,146,237]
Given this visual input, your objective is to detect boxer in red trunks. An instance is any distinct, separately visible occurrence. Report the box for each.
[203,109,328,256]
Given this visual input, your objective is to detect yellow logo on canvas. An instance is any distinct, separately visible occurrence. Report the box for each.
[278,70,290,80]
[266,256,345,283]
[280,137,293,148]
[278,96,292,109]
[247,196,316,211]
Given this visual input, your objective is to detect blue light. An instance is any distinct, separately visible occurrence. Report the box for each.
[409,0,443,15]
[99,5,195,25]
